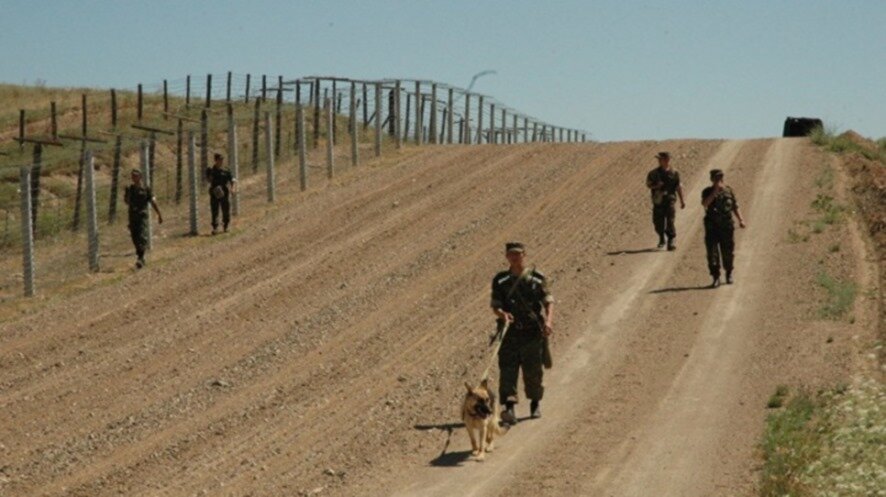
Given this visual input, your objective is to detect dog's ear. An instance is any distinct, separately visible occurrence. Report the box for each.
[464,381,474,393]
[480,378,489,390]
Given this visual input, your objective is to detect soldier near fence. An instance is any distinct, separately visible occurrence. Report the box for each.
[123,169,163,269]
[645,151,686,250]
[701,169,746,287]
[206,153,236,234]
[490,242,554,425]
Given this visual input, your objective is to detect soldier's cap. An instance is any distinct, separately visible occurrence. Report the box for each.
[655,151,670,159]
[130,169,142,176]
[505,242,525,253]
[710,169,725,179]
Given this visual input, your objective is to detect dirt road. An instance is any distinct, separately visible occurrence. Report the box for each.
[0,138,875,496]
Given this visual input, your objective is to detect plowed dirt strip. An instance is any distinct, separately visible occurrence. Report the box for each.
[0,139,874,497]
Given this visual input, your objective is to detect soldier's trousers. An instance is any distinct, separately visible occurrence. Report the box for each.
[653,202,676,239]
[128,214,148,259]
[498,331,545,404]
[210,194,231,229]
[704,222,735,277]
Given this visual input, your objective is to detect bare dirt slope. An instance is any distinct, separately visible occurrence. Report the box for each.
[0,138,876,497]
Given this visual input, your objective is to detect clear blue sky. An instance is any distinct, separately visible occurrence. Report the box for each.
[1,0,883,141]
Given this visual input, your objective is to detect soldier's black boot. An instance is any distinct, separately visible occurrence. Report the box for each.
[530,400,542,419]
[711,275,720,288]
[726,271,733,285]
[501,402,518,426]
[667,238,676,251]
[657,235,665,249]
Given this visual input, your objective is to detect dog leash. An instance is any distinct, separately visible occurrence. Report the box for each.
[480,321,510,382]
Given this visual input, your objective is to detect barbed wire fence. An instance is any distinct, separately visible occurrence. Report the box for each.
[0,72,588,300]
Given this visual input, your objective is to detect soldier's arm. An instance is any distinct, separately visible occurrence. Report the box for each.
[677,184,686,208]
[490,279,513,322]
[123,186,130,205]
[645,171,660,189]
[732,193,746,228]
[702,187,718,209]
[150,196,163,224]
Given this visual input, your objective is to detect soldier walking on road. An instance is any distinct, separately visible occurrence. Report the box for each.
[206,153,236,234]
[123,169,163,269]
[490,242,554,425]
[702,169,746,287]
[646,151,686,250]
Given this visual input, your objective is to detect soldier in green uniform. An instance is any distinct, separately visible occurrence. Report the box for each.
[646,152,686,250]
[123,169,163,269]
[490,242,554,424]
[701,169,746,287]
[206,153,237,234]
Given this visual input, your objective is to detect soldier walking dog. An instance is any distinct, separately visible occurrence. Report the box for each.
[490,242,554,425]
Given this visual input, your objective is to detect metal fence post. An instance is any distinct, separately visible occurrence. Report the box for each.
[20,166,35,297]
[140,140,153,250]
[264,111,276,202]
[326,98,335,178]
[227,105,240,216]
[297,104,308,190]
[188,132,198,235]
[84,150,100,272]
[200,109,209,186]
[446,88,454,144]
[489,104,496,144]
[374,83,382,157]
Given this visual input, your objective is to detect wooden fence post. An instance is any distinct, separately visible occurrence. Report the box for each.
[326,98,334,178]
[252,97,261,172]
[109,135,122,222]
[429,83,438,144]
[275,75,283,157]
[394,81,402,149]
[137,83,143,121]
[477,96,484,143]
[200,109,208,185]
[489,103,496,144]
[313,79,322,148]
[500,107,506,144]
[186,74,191,109]
[110,89,117,128]
[245,73,251,103]
[163,80,169,119]
[19,166,35,296]
[350,82,358,167]
[188,131,198,235]
[50,101,58,140]
[31,144,42,233]
[72,94,87,231]
[463,93,471,144]
[140,140,152,250]
[414,81,422,145]
[175,119,183,204]
[227,104,240,216]
[362,82,369,129]
[446,88,454,144]
[261,74,267,102]
[226,71,232,102]
[264,111,275,202]
[205,73,212,107]
[84,150,99,272]
[374,83,382,157]
[297,104,307,190]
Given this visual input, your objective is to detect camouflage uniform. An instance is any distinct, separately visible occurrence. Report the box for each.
[491,269,554,404]
[124,184,153,261]
[702,185,739,277]
[646,167,681,241]
[206,167,234,231]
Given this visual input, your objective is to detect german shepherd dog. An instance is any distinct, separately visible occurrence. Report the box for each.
[462,379,505,460]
